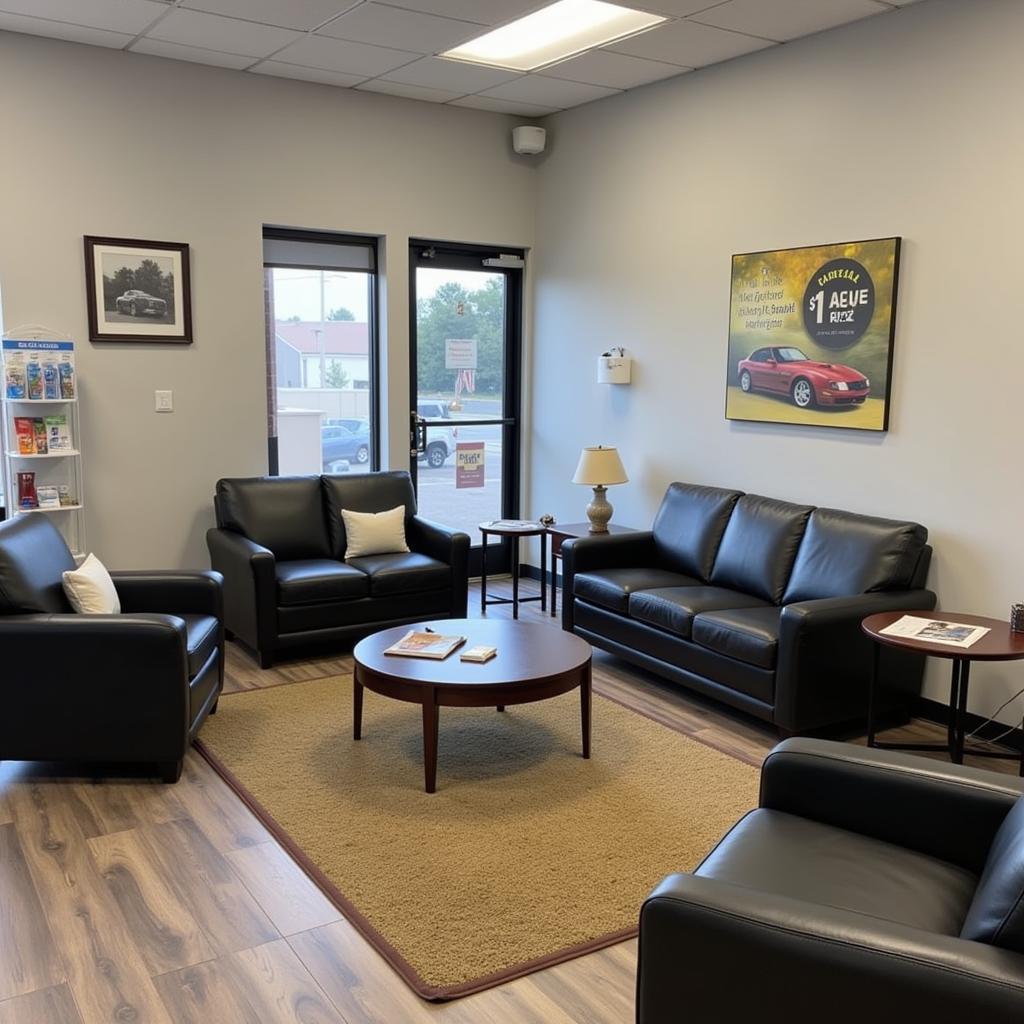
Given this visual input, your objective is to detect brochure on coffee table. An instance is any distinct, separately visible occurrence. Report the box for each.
[880,615,990,648]
[384,629,467,660]
[485,519,538,530]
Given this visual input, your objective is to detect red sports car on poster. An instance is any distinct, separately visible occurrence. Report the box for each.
[737,346,870,409]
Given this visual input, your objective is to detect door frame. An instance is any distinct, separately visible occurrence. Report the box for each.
[408,239,525,577]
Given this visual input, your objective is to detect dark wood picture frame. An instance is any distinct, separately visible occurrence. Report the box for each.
[84,235,192,343]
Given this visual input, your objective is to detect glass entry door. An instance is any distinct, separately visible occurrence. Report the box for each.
[408,241,523,577]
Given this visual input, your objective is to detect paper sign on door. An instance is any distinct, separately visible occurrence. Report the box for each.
[455,441,485,489]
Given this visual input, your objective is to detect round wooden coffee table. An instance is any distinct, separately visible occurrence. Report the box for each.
[352,619,593,793]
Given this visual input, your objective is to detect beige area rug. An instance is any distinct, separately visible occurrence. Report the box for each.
[197,675,759,1000]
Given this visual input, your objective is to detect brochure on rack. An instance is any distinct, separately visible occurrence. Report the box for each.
[880,615,990,649]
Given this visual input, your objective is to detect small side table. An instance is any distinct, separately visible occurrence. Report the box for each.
[862,610,1024,776]
[479,521,546,620]
[546,522,637,618]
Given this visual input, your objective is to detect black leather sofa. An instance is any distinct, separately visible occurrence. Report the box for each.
[207,471,470,667]
[562,483,935,736]
[0,514,223,782]
[638,739,1024,1022]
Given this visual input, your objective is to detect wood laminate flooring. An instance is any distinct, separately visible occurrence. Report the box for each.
[0,578,1018,1023]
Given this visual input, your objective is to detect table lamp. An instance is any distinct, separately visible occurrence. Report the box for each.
[572,445,628,533]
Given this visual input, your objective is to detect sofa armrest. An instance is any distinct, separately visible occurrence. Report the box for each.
[774,588,937,734]
[0,613,191,762]
[560,532,657,631]
[206,528,276,652]
[760,738,1024,873]
[111,570,223,618]
[406,517,470,617]
[638,873,1024,1024]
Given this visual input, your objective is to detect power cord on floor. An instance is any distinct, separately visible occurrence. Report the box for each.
[964,685,1024,744]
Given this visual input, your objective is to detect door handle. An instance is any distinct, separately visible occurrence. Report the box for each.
[409,411,427,455]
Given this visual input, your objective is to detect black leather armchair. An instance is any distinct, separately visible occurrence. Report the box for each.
[207,471,470,667]
[0,514,223,782]
[638,739,1024,1023]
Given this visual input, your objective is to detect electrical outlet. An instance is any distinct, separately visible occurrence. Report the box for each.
[155,390,173,412]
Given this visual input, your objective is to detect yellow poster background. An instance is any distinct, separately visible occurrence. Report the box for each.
[725,238,899,431]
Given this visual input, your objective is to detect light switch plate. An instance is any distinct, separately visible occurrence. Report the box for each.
[155,390,173,412]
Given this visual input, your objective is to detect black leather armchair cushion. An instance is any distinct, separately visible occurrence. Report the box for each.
[574,568,700,613]
[709,494,812,602]
[322,471,417,559]
[276,559,369,605]
[962,797,1024,951]
[651,483,741,580]
[0,513,75,613]
[697,808,977,935]
[179,613,219,677]
[628,587,767,639]
[692,605,782,669]
[216,476,330,561]
[783,507,928,604]
[346,552,450,597]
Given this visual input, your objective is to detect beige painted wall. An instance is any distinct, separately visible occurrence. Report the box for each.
[530,0,1024,720]
[0,31,536,568]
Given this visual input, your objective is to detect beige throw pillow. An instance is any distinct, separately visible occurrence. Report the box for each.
[342,505,410,559]
[62,553,121,614]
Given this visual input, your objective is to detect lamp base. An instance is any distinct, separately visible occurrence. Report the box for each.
[586,485,613,533]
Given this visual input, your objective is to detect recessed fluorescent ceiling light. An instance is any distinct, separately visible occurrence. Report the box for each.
[440,0,666,73]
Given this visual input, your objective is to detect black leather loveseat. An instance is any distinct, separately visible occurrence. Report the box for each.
[0,514,223,782]
[562,482,935,736]
[638,739,1024,1023]
[207,471,470,667]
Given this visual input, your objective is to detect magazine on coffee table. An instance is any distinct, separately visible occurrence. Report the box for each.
[384,629,468,660]
[879,615,990,649]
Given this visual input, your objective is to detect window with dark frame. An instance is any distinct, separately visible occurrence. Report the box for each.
[262,229,379,477]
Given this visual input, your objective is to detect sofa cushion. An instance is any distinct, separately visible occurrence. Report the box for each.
[651,483,742,581]
[692,606,782,669]
[698,809,977,936]
[345,552,450,597]
[783,507,928,604]
[322,471,417,560]
[629,587,768,640]
[216,476,330,561]
[574,568,700,614]
[276,559,369,605]
[180,613,219,678]
[0,513,75,614]
[961,796,1024,952]
[709,495,813,603]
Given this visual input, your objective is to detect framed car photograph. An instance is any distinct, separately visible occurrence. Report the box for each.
[725,237,901,432]
[84,235,192,343]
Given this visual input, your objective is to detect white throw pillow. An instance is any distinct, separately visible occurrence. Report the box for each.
[62,553,121,614]
[342,505,410,559]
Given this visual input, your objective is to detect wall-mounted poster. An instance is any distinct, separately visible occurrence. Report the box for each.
[725,237,900,432]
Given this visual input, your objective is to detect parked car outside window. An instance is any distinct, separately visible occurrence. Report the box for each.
[416,401,458,469]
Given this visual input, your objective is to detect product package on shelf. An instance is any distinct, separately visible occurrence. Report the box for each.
[14,417,35,453]
[45,414,71,451]
[36,485,60,509]
[5,348,26,399]
[58,484,76,507]
[17,471,37,509]
[2,339,75,400]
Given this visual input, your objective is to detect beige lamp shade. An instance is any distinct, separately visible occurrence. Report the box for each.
[572,446,628,486]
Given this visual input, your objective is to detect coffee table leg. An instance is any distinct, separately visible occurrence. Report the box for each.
[580,660,592,759]
[423,689,439,794]
[353,675,364,740]
[496,705,505,712]
[480,532,488,614]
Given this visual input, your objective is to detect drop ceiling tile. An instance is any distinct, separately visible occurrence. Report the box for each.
[180,0,358,31]
[318,4,479,53]
[381,56,520,92]
[629,0,733,15]
[608,18,773,66]
[543,49,689,89]
[146,7,300,56]
[375,0,547,27]
[130,37,255,68]
[357,78,464,102]
[249,60,366,86]
[272,34,416,75]
[451,94,558,116]
[479,75,619,109]
[0,0,166,34]
[0,11,135,47]
[690,0,888,43]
